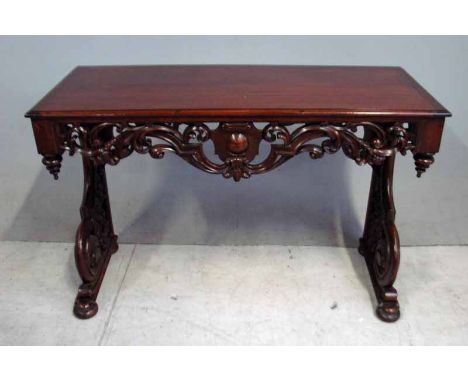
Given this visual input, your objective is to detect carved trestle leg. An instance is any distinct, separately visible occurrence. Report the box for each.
[359,152,401,322]
[73,155,118,319]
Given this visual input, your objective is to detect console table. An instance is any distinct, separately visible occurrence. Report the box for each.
[25,65,450,322]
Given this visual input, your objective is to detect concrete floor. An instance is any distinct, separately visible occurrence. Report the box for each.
[0,241,466,345]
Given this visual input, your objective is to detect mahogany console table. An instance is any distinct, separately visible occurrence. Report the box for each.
[25,65,450,322]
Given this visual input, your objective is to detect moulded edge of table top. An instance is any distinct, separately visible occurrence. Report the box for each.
[25,65,451,120]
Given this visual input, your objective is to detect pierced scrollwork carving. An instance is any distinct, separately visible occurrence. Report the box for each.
[359,154,400,322]
[73,130,118,319]
[60,121,414,181]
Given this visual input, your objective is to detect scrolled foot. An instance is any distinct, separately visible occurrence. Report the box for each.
[376,301,400,323]
[74,294,99,319]
[73,283,99,319]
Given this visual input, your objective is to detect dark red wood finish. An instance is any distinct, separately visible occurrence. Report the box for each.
[26,65,450,322]
[27,65,449,119]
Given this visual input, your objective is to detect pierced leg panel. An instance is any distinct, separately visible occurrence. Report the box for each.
[359,154,401,322]
[73,158,118,319]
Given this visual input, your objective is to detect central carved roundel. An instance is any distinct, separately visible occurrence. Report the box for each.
[227,132,249,154]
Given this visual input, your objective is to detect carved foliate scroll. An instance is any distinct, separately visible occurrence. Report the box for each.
[53,121,414,181]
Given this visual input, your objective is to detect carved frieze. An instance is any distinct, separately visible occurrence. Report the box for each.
[53,121,416,182]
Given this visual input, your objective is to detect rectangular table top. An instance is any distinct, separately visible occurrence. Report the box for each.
[26,65,450,120]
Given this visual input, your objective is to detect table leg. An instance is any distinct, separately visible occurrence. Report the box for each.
[359,153,401,322]
[73,157,118,319]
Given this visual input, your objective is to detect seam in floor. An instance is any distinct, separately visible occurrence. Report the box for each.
[98,243,137,346]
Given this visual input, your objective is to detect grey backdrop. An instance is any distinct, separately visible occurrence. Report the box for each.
[1,36,466,246]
